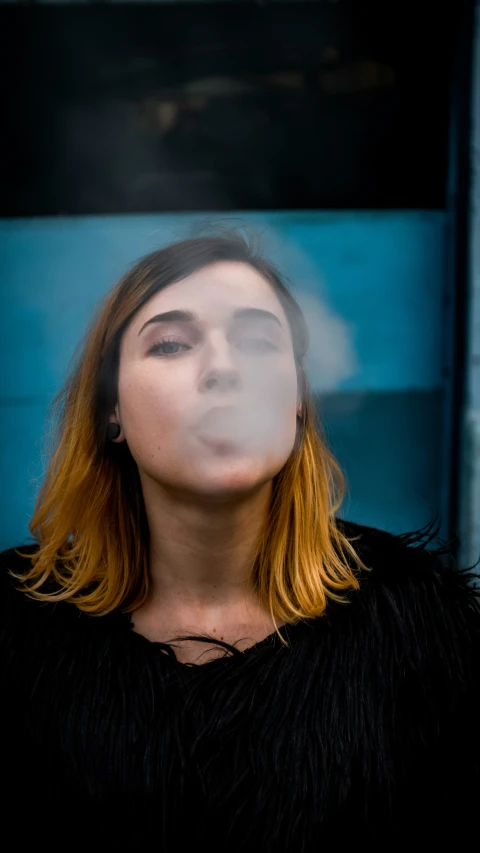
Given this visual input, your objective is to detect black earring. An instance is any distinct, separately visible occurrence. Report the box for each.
[107,422,121,441]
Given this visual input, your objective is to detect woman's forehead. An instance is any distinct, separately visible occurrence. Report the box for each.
[131,261,288,331]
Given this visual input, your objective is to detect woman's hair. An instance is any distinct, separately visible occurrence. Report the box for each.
[13,231,368,635]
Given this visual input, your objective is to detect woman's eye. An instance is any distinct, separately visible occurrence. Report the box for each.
[148,339,191,356]
[148,337,276,356]
[238,338,277,353]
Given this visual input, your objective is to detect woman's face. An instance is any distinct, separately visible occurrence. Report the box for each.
[112,261,301,500]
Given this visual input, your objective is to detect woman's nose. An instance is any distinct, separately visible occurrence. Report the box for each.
[204,371,242,392]
[200,335,243,394]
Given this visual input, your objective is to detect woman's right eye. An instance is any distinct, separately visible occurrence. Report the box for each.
[148,338,191,356]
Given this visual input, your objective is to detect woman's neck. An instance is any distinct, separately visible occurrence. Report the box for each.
[141,474,273,610]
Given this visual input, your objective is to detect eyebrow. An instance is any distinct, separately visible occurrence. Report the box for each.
[138,307,284,335]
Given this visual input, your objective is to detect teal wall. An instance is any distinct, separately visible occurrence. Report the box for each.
[0,210,449,549]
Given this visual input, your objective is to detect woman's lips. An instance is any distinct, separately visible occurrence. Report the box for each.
[195,406,246,447]
[195,406,241,433]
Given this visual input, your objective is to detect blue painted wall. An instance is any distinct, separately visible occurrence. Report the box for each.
[0,210,449,549]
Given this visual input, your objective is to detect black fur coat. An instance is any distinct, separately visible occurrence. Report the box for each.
[1,519,479,851]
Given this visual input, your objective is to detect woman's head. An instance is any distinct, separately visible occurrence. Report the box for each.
[15,231,366,624]
[104,238,308,504]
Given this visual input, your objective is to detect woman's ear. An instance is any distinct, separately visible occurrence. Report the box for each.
[296,366,305,419]
[108,407,125,442]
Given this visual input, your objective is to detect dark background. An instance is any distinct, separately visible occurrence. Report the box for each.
[1,0,463,216]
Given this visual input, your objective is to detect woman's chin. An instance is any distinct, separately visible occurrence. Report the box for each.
[186,461,274,500]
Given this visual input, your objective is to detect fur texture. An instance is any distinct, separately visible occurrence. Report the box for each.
[1,519,479,851]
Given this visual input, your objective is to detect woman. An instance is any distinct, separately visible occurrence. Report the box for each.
[1,233,479,851]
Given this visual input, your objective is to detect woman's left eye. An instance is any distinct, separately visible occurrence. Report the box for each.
[238,338,277,353]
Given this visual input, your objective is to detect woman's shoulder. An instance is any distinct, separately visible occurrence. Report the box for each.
[0,542,40,604]
[0,543,56,673]
[334,517,480,667]
[336,515,479,590]
[0,542,81,638]
[0,543,108,692]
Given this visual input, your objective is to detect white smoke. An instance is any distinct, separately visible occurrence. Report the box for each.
[246,221,360,393]
[295,288,360,393]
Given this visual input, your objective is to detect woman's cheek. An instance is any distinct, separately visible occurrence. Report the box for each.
[267,367,298,411]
